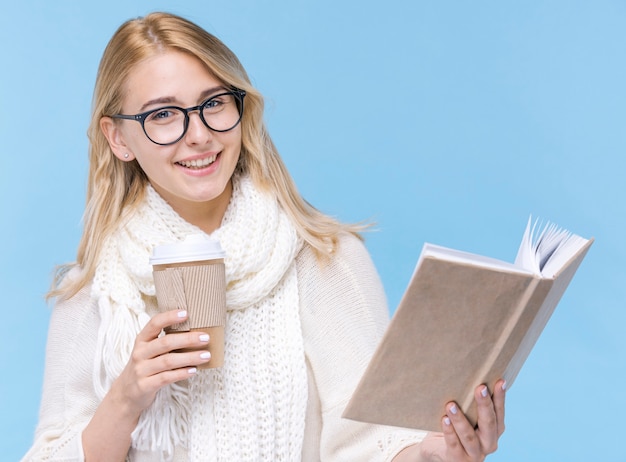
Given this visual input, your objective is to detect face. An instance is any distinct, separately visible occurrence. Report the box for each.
[101,50,242,230]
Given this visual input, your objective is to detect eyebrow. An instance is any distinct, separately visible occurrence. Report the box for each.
[139,86,226,112]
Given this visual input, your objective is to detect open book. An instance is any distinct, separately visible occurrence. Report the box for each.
[342,217,593,431]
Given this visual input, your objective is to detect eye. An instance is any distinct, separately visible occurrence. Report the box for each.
[146,108,182,124]
[203,95,229,113]
[151,109,174,120]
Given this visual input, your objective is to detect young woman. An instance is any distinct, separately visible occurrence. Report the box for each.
[23,12,505,462]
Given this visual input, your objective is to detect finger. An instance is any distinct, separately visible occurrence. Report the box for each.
[492,379,507,436]
[152,329,211,357]
[137,331,212,375]
[443,402,481,460]
[441,413,466,460]
[143,348,212,376]
[137,309,189,342]
[474,384,498,454]
[129,312,189,370]
[139,364,201,391]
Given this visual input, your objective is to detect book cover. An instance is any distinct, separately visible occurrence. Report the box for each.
[342,218,593,431]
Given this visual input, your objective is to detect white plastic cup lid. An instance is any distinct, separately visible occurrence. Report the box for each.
[149,234,225,265]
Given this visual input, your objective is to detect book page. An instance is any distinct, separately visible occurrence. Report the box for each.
[515,217,590,277]
[421,243,533,275]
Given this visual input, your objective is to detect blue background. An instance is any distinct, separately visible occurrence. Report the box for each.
[2,1,624,461]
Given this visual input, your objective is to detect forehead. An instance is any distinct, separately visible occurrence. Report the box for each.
[122,51,222,109]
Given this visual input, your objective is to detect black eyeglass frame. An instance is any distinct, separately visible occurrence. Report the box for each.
[111,89,247,146]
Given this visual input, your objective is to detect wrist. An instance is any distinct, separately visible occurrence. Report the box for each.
[106,378,144,423]
[392,443,423,462]
[82,381,140,462]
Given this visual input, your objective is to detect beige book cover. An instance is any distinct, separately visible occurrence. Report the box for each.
[342,218,593,431]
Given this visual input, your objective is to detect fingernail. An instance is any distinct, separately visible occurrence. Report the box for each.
[481,386,488,398]
[449,404,458,415]
[502,381,507,391]
[177,310,188,318]
[200,351,211,360]
[199,334,210,342]
[188,367,197,374]
[444,417,451,426]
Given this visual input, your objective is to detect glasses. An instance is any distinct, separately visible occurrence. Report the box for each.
[111,89,246,146]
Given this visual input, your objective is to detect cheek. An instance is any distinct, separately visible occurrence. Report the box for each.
[215,127,242,161]
[227,128,243,153]
[230,136,243,165]
[132,144,177,174]
[120,123,153,154]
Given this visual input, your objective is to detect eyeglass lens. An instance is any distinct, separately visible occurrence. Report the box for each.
[143,92,243,145]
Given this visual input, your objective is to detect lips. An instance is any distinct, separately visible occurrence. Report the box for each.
[176,154,218,169]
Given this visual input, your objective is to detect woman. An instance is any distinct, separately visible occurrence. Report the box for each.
[23,12,505,462]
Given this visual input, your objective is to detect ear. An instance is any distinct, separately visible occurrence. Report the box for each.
[100,116,136,161]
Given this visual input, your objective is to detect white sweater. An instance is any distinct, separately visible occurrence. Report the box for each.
[22,233,426,461]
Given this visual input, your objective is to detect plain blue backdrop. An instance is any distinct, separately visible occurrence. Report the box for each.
[2,1,624,461]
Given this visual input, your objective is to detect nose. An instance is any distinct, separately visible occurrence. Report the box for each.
[184,110,213,145]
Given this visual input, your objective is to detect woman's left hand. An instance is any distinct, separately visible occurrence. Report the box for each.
[394,380,506,462]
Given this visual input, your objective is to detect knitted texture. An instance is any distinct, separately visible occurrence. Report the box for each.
[90,175,307,460]
[22,232,428,461]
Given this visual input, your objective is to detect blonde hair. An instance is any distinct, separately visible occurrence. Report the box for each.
[50,12,366,299]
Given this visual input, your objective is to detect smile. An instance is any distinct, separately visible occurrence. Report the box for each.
[177,154,218,169]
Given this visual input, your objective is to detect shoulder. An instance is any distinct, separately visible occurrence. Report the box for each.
[49,266,96,323]
[296,232,388,318]
[296,232,376,279]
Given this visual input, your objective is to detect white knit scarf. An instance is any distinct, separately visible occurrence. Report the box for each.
[91,175,308,461]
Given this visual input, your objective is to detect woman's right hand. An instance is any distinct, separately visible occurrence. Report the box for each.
[111,309,212,416]
[83,309,211,461]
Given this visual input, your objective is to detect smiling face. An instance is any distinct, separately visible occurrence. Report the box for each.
[100,50,242,232]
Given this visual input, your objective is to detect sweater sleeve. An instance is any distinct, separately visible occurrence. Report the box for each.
[21,278,99,461]
[297,233,427,461]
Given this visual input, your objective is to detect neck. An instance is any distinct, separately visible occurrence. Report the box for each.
[151,180,233,234]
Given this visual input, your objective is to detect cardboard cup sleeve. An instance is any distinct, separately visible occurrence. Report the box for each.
[153,261,226,368]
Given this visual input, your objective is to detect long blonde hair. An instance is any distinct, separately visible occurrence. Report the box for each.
[51,12,365,299]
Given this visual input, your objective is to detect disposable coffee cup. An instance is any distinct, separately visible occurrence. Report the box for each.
[150,234,226,369]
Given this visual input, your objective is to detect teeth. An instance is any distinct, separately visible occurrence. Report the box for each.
[178,155,217,169]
